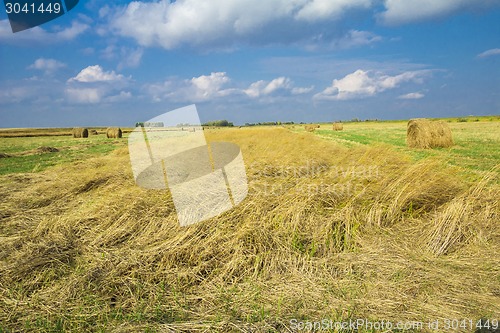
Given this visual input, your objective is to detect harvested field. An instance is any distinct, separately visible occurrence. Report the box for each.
[0,121,498,332]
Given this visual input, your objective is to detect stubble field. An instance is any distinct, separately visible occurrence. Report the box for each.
[0,118,499,332]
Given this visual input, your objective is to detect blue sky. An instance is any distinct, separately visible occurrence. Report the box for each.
[0,0,499,127]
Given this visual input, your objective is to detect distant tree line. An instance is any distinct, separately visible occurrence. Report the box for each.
[135,122,164,127]
[346,118,380,122]
[202,120,234,127]
[244,121,294,126]
[135,118,385,128]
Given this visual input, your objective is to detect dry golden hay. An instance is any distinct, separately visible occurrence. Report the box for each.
[106,127,122,138]
[305,125,316,132]
[407,119,453,149]
[332,122,343,131]
[316,124,321,128]
[72,128,88,138]
[0,127,498,331]
[90,129,98,135]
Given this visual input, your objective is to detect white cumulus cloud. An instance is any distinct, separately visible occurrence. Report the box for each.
[295,0,372,21]
[146,72,235,103]
[244,77,313,99]
[244,77,292,98]
[68,65,126,83]
[145,72,312,102]
[191,72,232,99]
[314,69,430,100]
[108,0,375,49]
[65,66,131,104]
[106,0,500,49]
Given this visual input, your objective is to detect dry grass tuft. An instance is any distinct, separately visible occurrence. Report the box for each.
[365,159,465,227]
[407,118,453,148]
[424,166,499,255]
[106,127,122,138]
[72,128,89,138]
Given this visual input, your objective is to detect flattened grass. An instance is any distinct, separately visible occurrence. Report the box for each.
[1,127,498,332]
[0,123,498,332]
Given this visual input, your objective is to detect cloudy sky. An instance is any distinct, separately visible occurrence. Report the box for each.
[0,0,499,127]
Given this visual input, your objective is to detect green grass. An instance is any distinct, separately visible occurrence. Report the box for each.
[0,135,128,175]
[311,120,499,175]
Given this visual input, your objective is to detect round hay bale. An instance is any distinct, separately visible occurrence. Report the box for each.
[406,119,453,149]
[332,122,343,131]
[90,129,98,135]
[72,128,89,138]
[106,127,122,139]
[304,125,316,132]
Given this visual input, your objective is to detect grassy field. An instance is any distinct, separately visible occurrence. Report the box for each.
[0,119,499,332]
[312,119,500,175]
[0,131,128,175]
